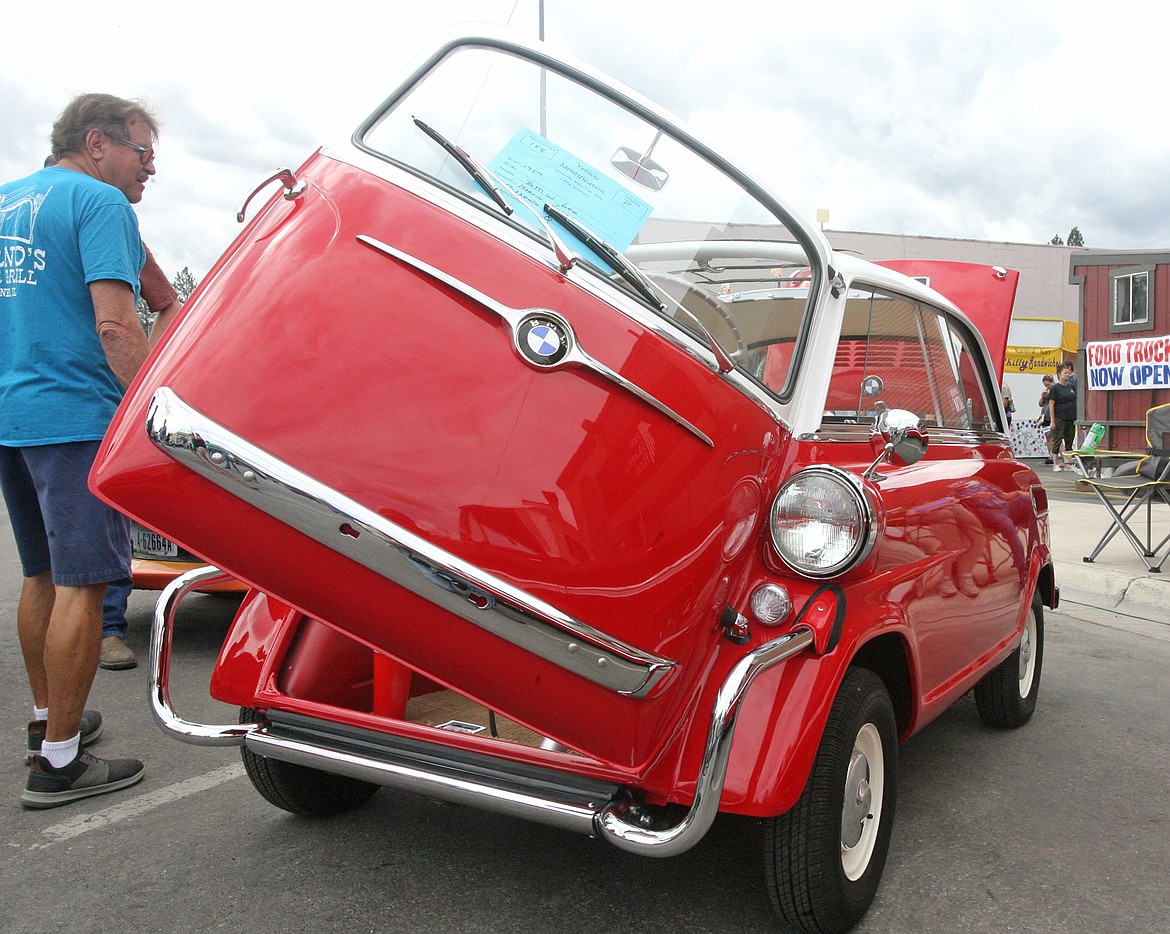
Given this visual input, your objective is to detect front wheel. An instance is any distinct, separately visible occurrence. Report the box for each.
[239,708,380,817]
[764,668,898,933]
[974,594,1044,729]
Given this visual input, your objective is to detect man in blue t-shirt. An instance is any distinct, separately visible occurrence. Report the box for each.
[0,92,164,808]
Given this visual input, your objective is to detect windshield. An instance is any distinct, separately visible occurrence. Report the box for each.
[359,40,818,399]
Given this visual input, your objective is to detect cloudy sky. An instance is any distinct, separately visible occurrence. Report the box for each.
[4,0,1167,284]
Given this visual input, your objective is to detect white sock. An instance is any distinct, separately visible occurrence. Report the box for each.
[33,706,49,722]
[41,734,81,769]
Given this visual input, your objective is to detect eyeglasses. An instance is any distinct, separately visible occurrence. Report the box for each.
[106,132,155,165]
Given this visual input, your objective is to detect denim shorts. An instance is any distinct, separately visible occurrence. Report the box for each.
[0,441,131,586]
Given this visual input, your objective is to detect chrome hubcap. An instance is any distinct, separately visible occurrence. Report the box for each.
[1018,610,1037,696]
[842,752,871,848]
[841,722,884,881]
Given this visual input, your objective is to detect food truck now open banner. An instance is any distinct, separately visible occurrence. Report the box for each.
[1086,335,1170,390]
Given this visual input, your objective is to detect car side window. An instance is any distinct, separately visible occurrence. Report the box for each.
[823,285,996,432]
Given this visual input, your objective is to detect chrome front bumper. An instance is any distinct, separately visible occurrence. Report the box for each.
[152,565,814,857]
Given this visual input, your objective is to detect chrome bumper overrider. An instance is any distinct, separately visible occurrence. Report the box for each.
[595,624,814,856]
[149,566,256,746]
[152,565,814,856]
[146,386,673,698]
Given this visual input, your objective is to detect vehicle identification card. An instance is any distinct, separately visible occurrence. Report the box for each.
[489,128,651,263]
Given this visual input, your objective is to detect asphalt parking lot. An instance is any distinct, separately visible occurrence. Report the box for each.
[2,588,1166,933]
[2,480,1169,932]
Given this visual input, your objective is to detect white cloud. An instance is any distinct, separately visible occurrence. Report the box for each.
[4,0,1169,283]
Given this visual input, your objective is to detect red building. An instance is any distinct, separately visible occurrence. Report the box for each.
[1070,249,1170,451]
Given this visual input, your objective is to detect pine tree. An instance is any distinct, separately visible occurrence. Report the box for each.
[172,267,198,303]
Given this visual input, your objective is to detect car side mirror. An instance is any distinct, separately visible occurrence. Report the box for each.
[864,409,928,481]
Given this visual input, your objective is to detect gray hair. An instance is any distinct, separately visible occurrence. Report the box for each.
[49,93,159,161]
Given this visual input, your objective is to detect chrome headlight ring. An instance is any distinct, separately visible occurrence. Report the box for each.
[768,466,877,578]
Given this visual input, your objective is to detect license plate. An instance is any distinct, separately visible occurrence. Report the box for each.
[132,525,179,559]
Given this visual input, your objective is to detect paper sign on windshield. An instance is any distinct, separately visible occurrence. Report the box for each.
[489,129,651,268]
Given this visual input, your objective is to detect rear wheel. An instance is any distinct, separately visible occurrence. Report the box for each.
[764,668,898,933]
[239,708,380,816]
[974,594,1044,728]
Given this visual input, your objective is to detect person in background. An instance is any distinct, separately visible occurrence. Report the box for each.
[1,93,163,808]
[1048,363,1078,471]
[1001,383,1014,426]
[99,580,135,669]
[1037,374,1055,465]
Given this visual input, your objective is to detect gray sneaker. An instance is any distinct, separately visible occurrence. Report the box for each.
[22,748,144,809]
[26,710,103,763]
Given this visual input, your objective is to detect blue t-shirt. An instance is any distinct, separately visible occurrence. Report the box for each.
[0,166,145,445]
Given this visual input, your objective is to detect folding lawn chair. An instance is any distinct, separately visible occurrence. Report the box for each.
[1079,403,1170,572]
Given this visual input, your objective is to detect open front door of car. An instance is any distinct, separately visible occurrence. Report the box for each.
[876,260,1019,383]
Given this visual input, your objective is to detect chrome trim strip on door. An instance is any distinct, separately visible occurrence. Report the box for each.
[146,387,675,697]
[356,234,713,447]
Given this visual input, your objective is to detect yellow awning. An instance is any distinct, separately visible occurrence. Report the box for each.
[1004,318,1079,373]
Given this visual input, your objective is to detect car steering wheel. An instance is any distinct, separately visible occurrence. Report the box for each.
[644,270,749,361]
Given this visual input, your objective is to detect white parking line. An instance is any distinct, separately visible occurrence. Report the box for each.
[35,763,246,847]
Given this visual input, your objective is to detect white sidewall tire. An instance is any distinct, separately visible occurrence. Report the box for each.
[764,668,898,933]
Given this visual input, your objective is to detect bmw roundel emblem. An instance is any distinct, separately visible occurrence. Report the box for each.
[516,314,572,367]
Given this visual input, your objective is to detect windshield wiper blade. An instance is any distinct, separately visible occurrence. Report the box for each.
[412,117,576,272]
[542,203,662,309]
[544,204,736,371]
[412,116,513,216]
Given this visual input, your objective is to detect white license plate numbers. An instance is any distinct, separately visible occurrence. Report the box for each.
[133,526,179,559]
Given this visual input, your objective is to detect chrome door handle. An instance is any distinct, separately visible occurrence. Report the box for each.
[237,167,308,223]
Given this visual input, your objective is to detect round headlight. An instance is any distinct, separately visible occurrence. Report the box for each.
[769,467,875,577]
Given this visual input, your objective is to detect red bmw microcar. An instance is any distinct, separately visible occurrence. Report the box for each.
[93,27,1056,933]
